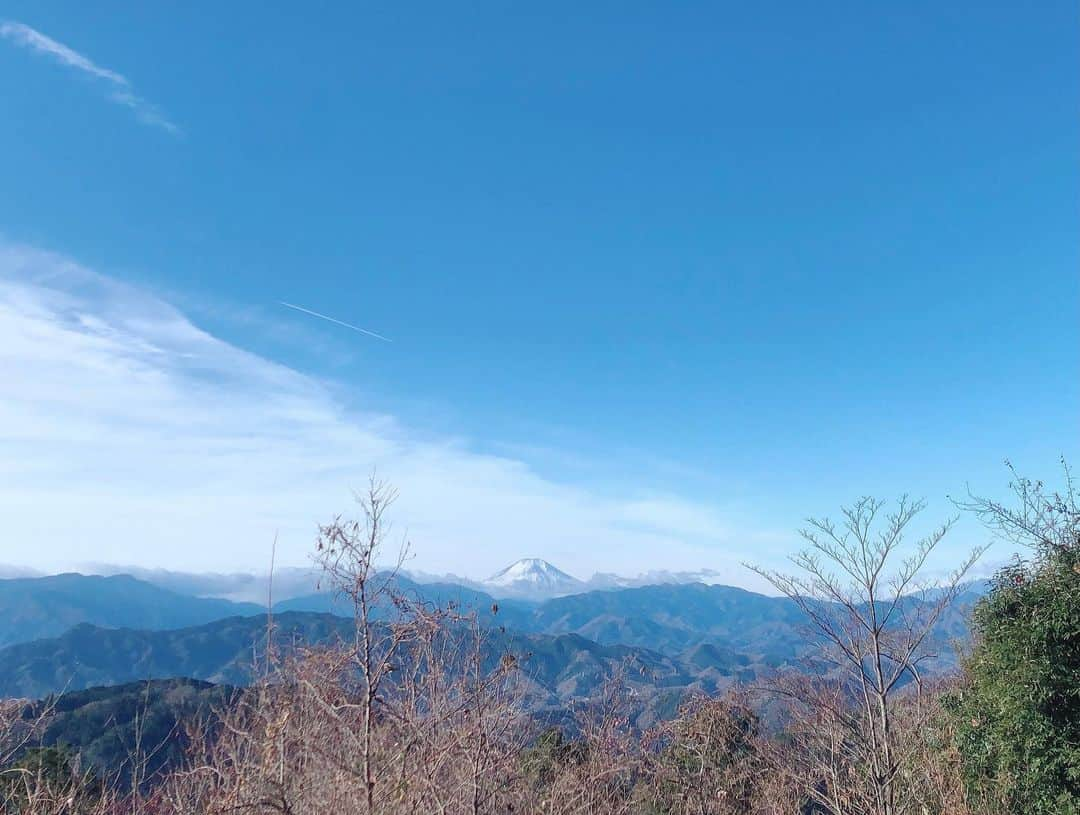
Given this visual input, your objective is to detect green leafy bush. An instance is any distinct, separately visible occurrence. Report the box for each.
[950,465,1080,814]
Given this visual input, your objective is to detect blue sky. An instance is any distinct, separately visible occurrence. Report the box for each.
[0,3,1076,584]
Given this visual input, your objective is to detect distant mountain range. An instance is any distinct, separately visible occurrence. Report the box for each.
[422,558,747,601]
[1,568,808,655]
[72,563,322,605]
[0,612,760,726]
[0,613,348,697]
[0,573,263,648]
[32,558,748,605]
[0,568,983,706]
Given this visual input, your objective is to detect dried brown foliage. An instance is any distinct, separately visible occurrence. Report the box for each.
[748,497,984,815]
[0,484,989,815]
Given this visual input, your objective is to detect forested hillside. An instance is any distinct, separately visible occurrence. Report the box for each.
[0,574,261,648]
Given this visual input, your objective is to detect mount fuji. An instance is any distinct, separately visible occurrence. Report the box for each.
[482,558,584,599]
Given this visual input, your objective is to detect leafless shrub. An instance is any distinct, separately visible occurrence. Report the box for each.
[955,457,1079,556]
[748,496,985,815]
[155,478,531,815]
[887,679,982,815]
[638,690,801,815]
[523,669,644,814]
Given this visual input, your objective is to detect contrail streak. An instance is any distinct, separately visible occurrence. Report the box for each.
[279,302,392,342]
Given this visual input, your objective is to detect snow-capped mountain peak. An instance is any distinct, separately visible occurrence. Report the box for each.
[483,558,583,598]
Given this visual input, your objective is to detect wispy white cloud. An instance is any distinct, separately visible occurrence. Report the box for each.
[0,241,775,588]
[0,20,179,134]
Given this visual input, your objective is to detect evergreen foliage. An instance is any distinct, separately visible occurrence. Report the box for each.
[950,463,1080,814]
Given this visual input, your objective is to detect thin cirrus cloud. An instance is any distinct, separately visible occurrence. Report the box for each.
[0,240,773,588]
[0,20,179,134]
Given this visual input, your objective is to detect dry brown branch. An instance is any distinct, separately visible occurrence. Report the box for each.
[747,496,985,815]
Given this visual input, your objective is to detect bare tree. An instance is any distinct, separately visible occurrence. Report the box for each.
[748,496,985,815]
[313,475,412,814]
[955,457,1079,556]
[155,476,530,815]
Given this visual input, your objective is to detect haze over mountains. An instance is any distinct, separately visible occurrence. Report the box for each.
[39,558,742,605]
[475,558,737,600]
[0,562,983,704]
[0,573,263,648]
[0,562,788,651]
